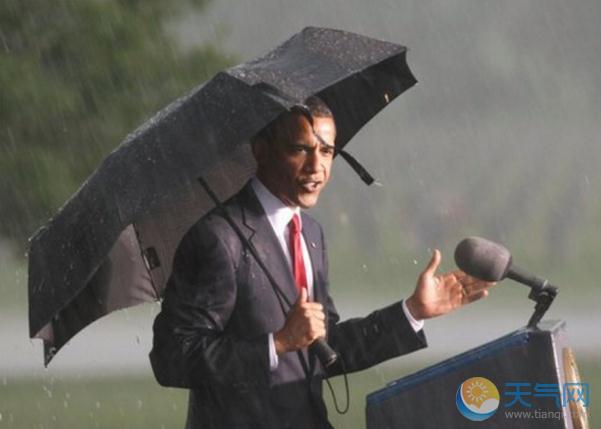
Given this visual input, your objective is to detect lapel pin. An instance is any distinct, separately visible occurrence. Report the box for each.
[311,242,317,248]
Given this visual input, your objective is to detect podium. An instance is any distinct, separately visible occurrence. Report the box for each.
[366,320,588,428]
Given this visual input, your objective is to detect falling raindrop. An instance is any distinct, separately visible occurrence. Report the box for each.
[42,385,53,398]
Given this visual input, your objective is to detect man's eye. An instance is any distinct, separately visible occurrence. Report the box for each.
[291,144,309,153]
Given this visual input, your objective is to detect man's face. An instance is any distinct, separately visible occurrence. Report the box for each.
[253,113,336,209]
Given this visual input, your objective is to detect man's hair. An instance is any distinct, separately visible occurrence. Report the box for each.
[251,95,333,146]
[303,95,333,119]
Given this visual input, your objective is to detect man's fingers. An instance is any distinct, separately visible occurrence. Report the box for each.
[297,287,308,304]
[309,320,326,340]
[302,301,323,309]
[283,290,327,350]
[463,289,489,304]
[301,306,325,319]
[453,270,469,281]
[422,249,441,277]
[311,318,325,332]
[454,271,497,289]
[310,309,326,321]
[461,279,496,295]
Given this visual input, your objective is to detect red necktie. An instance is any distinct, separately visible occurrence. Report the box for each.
[288,214,308,293]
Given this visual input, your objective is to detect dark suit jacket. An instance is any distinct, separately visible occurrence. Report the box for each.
[150,182,427,429]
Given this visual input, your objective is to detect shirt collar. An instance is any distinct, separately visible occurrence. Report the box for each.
[250,176,301,236]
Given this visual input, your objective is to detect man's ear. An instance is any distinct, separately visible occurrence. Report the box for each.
[251,137,267,165]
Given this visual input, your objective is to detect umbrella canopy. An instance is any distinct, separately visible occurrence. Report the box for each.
[28,26,417,364]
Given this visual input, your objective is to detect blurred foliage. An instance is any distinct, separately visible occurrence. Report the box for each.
[0,0,233,248]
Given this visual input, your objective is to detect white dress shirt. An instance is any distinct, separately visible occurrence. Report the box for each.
[250,177,423,370]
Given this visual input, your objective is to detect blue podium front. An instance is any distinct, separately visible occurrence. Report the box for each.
[366,320,587,428]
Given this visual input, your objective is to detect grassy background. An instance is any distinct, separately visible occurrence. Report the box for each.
[1,359,597,428]
[2,234,598,428]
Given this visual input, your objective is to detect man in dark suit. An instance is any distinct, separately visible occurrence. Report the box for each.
[150,97,493,428]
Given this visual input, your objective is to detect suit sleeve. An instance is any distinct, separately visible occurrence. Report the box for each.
[149,218,270,390]
[318,227,428,377]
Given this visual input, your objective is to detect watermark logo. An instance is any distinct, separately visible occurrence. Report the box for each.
[455,377,500,421]
[456,378,590,423]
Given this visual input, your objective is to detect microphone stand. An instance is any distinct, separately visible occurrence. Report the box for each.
[525,283,558,329]
[504,268,559,328]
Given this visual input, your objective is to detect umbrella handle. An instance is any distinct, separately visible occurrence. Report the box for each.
[311,338,338,368]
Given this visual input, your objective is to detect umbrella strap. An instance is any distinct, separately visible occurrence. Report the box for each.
[197,177,293,313]
[336,148,376,186]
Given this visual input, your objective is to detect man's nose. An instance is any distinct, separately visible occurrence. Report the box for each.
[303,150,322,173]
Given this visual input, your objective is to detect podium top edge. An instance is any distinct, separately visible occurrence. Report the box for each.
[367,319,566,405]
[535,319,566,332]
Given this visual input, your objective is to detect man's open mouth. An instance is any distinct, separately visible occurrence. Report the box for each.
[299,180,322,192]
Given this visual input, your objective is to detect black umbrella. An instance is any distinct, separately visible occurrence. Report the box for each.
[28,26,417,365]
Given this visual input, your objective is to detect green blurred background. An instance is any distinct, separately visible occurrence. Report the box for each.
[1,0,599,427]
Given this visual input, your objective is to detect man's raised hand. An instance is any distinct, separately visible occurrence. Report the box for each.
[405,249,495,320]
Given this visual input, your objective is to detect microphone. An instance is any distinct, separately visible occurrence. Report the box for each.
[311,339,338,367]
[454,236,558,328]
[454,236,550,290]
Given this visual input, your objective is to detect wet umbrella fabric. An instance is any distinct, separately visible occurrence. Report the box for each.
[28,26,417,364]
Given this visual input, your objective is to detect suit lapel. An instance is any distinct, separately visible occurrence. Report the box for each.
[238,183,298,309]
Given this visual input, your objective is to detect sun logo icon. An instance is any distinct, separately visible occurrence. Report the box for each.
[456,377,500,421]
[466,379,489,404]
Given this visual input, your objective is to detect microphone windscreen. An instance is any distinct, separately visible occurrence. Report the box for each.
[454,237,512,281]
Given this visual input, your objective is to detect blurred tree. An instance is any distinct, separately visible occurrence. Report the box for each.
[0,0,233,248]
